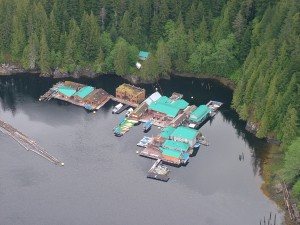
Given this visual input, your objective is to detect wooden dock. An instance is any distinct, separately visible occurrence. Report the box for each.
[147,159,170,182]
[0,119,63,165]
[111,97,138,108]
[39,82,113,111]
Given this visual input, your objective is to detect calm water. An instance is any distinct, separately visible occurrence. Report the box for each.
[0,74,283,225]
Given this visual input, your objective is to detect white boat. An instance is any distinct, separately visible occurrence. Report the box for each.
[112,103,123,114]
[125,108,133,117]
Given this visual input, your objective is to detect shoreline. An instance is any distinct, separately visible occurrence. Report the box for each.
[260,145,297,225]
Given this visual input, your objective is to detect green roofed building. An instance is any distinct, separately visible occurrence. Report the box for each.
[148,96,189,118]
[170,126,199,147]
[171,99,189,109]
[190,105,212,123]
[57,86,76,97]
[159,126,176,139]
[160,147,182,159]
[138,51,149,60]
[74,86,94,99]
[162,140,189,152]
[149,102,180,118]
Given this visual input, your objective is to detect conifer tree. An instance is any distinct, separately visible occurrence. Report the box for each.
[39,32,50,73]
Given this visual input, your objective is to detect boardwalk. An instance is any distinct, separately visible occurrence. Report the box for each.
[0,120,63,165]
[111,97,138,108]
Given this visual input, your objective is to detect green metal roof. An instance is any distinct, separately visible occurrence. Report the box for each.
[138,51,149,58]
[148,96,188,118]
[162,140,189,152]
[74,86,94,99]
[171,126,198,140]
[171,99,189,109]
[156,96,172,104]
[57,86,76,97]
[148,102,180,117]
[190,105,212,122]
[159,126,176,138]
[160,147,182,158]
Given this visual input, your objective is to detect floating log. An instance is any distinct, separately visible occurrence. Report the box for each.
[0,119,63,165]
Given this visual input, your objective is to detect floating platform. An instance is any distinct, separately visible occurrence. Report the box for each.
[147,159,170,182]
[39,81,112,111]
[139,145,163,160]
[0,119,63,165]
[137,136,153,147]
[111,97,139,108]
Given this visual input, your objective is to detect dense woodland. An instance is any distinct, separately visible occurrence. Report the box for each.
[0,0,299,207]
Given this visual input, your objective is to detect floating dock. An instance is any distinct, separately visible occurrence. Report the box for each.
[137,136,153,147]
[111,97,138,108]
[39,81,112,111]
[147,159,170,182]
[0,119,63,165]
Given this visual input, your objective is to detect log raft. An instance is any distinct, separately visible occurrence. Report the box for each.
[0,119,63,165]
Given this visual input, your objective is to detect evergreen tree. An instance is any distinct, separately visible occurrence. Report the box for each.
[281,106,299,150]
[11,15,26,61]
[284,138,300,183]
[156,39,171,76]
[39,32,50,73]
[113,38,130,76]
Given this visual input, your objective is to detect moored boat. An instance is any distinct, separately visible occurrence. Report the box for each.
[143,121,152,132]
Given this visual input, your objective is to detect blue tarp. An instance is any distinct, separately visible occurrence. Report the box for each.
[182,153,189,160]
[144,121,152,127]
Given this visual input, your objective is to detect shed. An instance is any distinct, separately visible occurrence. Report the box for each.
[138,51,149,60]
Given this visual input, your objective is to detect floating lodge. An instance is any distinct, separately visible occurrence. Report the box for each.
[40,81,222,181]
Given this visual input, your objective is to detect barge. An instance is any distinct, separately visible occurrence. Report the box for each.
[147,159,170,182]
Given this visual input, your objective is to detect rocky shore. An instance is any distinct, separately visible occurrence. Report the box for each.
[0,64,25,75]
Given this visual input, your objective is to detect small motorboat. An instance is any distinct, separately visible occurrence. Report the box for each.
[143,121,152,132]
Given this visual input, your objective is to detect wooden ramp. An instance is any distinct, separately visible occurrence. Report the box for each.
[0,120,63,165]
[111,97,138,108]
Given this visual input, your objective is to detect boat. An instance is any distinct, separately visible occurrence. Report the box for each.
[207,100,223,117]
[125,108,133,117]
[112,103,123,114]
[143,121,152,132]
[193,142,201,148]
[137,136,153,147]
[113,127,123,137]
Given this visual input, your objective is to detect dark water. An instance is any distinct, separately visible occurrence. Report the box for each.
[0,74,283,225]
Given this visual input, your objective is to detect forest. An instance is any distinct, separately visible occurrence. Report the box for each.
[0,0,299,209]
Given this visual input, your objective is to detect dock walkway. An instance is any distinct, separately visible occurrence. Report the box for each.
[0,120,63,165]
[39,82,63,101]
[111,97,138,108]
